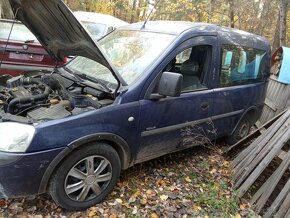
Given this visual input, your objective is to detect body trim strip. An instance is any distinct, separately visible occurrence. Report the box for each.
[141,109,244,137]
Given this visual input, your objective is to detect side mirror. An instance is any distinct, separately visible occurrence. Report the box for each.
[150,72,182,99]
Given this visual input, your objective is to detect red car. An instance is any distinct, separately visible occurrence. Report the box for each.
[0,19,65,76]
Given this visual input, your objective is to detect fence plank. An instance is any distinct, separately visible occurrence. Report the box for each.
[264,178,290,218]
[237,127,290,197]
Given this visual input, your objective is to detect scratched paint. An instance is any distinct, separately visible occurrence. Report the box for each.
[0,183,8,199]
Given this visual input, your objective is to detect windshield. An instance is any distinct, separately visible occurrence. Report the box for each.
[66,30,176,85]
[0,21,38,42]
[81,21,107,40]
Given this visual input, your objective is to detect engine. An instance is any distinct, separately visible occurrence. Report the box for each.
[0,73,114,123]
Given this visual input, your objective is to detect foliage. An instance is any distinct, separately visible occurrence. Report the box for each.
[1,0,289,47]
[63,0,288,48]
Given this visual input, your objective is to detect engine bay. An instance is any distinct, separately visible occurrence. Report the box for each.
[0,72,114,124]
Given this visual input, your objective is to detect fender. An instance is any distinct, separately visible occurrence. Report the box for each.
[230,106,258,136]
[38,132,132,194]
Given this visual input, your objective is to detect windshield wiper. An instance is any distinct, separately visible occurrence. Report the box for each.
[63,67,84,83]
[24,39,35,43]
[74,72,113,93]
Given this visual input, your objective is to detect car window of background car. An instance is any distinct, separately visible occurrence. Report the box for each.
[220,44,266,87]
[0,21,38,42]
[81,21,106,40]
[67,30,176,85]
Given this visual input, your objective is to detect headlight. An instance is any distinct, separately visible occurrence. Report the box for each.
[0,122,35,153]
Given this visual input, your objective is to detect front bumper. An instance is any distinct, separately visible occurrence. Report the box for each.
[0,147,64,198]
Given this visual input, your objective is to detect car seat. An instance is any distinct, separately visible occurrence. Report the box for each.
[180,59,202,91]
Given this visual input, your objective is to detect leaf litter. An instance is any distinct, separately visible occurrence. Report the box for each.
[0,145,257,218]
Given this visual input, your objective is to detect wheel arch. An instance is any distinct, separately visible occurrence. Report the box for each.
[38,133,132,194]
[230,106,258,136]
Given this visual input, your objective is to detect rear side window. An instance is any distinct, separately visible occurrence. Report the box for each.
[0,21,37,42]
[220,45,266,87]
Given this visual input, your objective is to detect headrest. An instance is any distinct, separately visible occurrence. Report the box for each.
[180,59,199,75]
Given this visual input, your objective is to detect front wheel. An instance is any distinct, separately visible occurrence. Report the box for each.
[226,116,250,145]
[49,143,121,210]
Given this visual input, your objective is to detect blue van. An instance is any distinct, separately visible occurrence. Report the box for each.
[0,0,270,210]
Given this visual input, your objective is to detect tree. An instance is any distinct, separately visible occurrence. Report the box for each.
[0,0,13,19]
[272,0,288,50]
[279,0,288,46]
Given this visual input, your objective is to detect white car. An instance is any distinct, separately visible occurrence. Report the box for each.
[74,11,128,40]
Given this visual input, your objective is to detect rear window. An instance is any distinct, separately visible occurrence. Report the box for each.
[220,44,267,87]
[0,21,37,42]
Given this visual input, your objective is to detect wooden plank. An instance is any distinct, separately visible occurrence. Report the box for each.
[265,98,277,112]
[264,178,290,218]
[275,191,290,218]
[277,150,287,160]
[234,117,290,187]
[232,123,276,171]
[251,150,290,213]
[259,127,267,134]
[237,126,290,197]
[255,120,262,128]
[284,207,290,218]
[228,108,288,165]
[232,109,290,184]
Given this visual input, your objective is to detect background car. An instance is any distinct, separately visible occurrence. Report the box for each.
[74,11,128,40]
[0,19,66,76]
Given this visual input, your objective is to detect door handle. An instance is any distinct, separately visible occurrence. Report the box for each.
[201,102,209,110]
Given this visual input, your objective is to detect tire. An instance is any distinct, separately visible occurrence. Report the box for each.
[226,116,251,145]
[49,143,121,210]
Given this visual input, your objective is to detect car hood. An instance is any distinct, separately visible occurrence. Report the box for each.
[8,0,126,85]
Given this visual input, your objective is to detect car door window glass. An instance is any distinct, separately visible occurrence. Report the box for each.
[175,48,192,64]
[220,45,266,87]
[164,45,212,92]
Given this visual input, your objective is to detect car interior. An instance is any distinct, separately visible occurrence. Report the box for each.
[165,45,211,92]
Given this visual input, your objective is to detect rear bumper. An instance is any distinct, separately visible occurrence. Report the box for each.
[0,147,64,199]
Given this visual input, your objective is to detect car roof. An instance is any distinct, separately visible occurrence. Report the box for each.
[120,21,270,50]
[73,11,128,28]
[123,21,217,35]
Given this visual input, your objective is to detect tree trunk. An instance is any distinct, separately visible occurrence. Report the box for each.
[279,0,288,46]
[273,14,280,51]
[256,0,272,35]
[208,0,212,23]
[228,0,235,28]
[236,0,240,29]
[0,0,13,19]
[130,0,137,23]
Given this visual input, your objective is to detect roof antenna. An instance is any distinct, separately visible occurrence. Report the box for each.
[141,0,160,29]
[0,7,20,71]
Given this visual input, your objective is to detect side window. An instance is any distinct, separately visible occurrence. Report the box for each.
[175,48,192,64]
[220,45,266,87]
[164,45,212,92]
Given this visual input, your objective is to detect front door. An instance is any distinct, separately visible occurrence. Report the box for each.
[136,36,217,163]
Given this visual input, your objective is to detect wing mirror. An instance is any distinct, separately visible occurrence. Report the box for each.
[150,72,182,100]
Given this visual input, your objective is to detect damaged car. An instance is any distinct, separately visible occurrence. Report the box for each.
[0,0,271,210]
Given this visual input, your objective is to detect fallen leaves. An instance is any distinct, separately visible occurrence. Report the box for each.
[160,194,168,201]
[150,212,159,218]
[185,177,192,183]
[0,146,255,217]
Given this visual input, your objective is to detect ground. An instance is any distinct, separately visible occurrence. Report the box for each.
[0,145,256,218]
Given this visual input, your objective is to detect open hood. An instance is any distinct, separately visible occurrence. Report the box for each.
[8,0,127,85]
